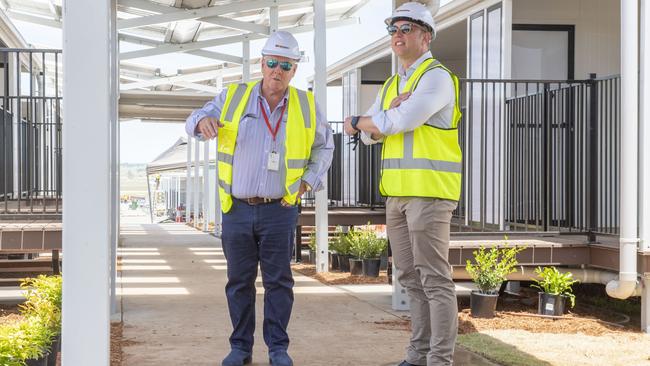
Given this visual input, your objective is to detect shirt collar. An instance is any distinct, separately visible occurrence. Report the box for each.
[398,51,433,78]
[256,82,289,110]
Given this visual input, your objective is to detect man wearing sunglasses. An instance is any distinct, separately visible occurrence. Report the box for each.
[185,31,333,366]
[343,2,461,366]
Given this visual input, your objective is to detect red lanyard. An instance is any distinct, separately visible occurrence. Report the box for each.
[259,100,287,142]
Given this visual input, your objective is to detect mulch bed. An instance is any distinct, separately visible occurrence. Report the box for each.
[291,263,389,285]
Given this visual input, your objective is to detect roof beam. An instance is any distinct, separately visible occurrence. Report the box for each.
[174,81,221,94]
[117,0,309,30]
[118,0,175,14]
[6,10,62,28]
[201,15,270,35]
[120,69,225,90]
[118,33,243,63]
[120,17,358,60]
[187,49,243,64]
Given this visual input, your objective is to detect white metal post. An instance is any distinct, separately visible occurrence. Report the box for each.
[186,135,192,223]
[390,0,409,311]
[641,0,650,255]
[270,5,279,33]
[313,0,328,273]
[62,0,113,363]
[203,138,210,232]
[110,0,119,316]
[194,138,201,226]
[242,38,250,82]
[641,273,650,333]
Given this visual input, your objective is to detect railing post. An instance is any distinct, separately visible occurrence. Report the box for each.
[587,73,599,242]
[542,82,551,232]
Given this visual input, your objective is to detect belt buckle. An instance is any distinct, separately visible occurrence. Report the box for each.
[263,197,272,203]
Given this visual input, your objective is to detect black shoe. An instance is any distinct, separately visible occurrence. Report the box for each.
[397,361,419,366]
[221,349,252,366]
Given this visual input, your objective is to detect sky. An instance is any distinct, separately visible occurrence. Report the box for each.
[10,0,396,164]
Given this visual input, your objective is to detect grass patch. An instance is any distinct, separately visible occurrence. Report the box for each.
[457,333,552,366]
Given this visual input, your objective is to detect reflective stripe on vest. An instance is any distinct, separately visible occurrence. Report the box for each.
[216,81,316,213]
[379,58,463,200]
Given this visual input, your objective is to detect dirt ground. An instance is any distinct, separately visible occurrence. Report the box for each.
[293,265,650,366]
[291,263,389,285]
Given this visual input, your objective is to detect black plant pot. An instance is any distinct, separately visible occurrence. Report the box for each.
[331,253,340,271]
[362,258,381,277]
[47,335,60,366]
[538,292,568,316]
[338,254,351,272]
[379,254,388,271]
[349,258,363,275]
[26,355,48,366]
[470,291,499,318]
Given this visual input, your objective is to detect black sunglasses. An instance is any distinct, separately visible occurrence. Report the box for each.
[265,58,294,71]
[387,23,422,36]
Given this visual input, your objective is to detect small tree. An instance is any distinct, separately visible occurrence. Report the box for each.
[531,266,578,308]
[465,246,524,295]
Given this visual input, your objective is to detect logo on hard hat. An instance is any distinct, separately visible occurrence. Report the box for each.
[275,44,290,49]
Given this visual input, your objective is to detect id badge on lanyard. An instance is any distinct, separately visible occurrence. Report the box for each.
[260,100,286,172]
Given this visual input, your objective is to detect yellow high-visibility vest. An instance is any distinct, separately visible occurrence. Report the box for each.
[216,81,317,213]
[379,58,462,200]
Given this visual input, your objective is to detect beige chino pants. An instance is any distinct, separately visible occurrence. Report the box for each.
[386,197,458,366]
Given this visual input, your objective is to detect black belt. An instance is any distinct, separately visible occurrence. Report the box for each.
[236,197,282,205]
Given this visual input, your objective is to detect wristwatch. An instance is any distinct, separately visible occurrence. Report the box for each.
[351,116,361,132]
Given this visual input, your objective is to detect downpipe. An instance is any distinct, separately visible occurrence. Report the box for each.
[605,0,642,300]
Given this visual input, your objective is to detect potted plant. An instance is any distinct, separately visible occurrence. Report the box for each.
[346,229,365,275]
[336,230,352,272]
[465,245,524,318]
[329,227,347,271]
[307,231,316,264]
[0,275,62,366]
[531,266,578,316]
[360,232,387,278]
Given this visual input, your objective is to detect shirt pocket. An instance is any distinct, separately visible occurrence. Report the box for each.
[236,113,257,143]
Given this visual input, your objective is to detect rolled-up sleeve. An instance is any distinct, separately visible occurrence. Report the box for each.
[360,92,384,145]
[185,89,228,137]
[369,68,453,136]
[301,103,334,191]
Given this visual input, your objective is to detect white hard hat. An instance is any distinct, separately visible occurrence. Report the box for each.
[385,2,436,37]
[261,31,301,60]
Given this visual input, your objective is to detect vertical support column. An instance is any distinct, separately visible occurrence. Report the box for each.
[619,0,640,282]
[640,0,650,253]
[390,0,409,311]
[186,135,192,223]
[109,0,119,317]
[194,138,201,227]
[203,138,210,232]
[62,0,113,363]
[313,0,328,273]
[269,5,279,33]
[641,273,650,333]
[242,38,250,83]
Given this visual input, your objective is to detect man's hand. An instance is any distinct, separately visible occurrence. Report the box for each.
[196,117,223,139]
[344,116,358,136]
[389,92,411,109]
[297,180,311,199]
[281,181,311,207]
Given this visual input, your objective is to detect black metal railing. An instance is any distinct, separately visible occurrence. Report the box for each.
[0,49,62,219]
[456,76,620,236]
[310,76,621,239]
[300,121,385,208]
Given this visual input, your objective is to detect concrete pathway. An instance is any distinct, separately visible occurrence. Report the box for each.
[118,223,496,366]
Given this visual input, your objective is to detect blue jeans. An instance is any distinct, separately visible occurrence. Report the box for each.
[221,199,298,354]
